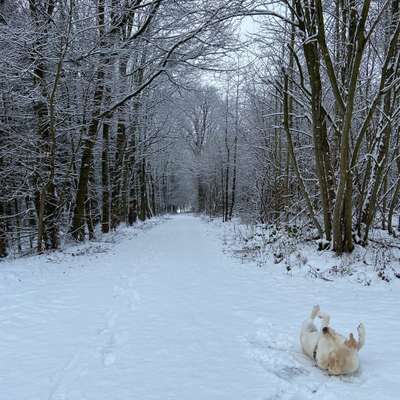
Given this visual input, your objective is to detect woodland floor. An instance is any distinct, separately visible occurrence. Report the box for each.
[1,215,399,400]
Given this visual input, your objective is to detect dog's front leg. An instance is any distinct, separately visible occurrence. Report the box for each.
[318,312,330,328]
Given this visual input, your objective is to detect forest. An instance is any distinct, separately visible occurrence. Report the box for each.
[1,0,400,257]
[2,2,400,399]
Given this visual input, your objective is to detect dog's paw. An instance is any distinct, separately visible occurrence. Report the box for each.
[310,305,320,319]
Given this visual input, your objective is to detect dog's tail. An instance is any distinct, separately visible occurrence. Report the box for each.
[310,305,320,320]
[357,323,366,351]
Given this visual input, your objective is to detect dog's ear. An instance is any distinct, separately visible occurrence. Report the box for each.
[345,333,358,349]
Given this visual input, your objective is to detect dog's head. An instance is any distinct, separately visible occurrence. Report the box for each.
[322,326,333,337]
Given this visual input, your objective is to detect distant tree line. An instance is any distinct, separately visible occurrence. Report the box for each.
[1,0,400,258]
[0,0,246,257]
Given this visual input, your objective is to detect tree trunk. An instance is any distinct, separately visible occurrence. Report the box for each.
[229,136,238,220]
[71,0,107,240]
[101,121,110,233]
[0,201,7,258]
[139,157,147,221]
[360,0,399,243]
[295,0,334,243]
[111,120,127,229]
[283,73,324,239]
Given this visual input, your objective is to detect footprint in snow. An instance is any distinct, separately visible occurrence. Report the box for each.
[113,284,126,298]
[99,332,117,367]
[103,351,116,367]
[102,342,117,367]
[246,329,310,382]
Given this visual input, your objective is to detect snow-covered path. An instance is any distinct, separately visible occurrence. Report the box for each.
[1,215,399,400]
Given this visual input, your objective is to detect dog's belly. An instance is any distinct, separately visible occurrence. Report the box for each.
[316,335,346,370]
[316,349,330,369]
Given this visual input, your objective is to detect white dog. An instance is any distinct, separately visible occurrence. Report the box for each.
[300,305,365,375]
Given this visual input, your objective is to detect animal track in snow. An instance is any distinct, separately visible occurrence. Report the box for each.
[101,334,117,367]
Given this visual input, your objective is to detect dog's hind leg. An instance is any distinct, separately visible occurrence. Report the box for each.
[310,305,320,320]
[301,305,320,334]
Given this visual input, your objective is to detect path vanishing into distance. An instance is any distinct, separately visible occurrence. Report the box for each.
[1,215,399,400]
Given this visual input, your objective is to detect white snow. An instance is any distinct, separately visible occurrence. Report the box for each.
[1,215,399,400]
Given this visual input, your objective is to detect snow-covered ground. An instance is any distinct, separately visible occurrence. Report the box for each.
[1,215,399,400]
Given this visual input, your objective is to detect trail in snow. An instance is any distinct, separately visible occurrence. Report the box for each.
[0,215,399,400]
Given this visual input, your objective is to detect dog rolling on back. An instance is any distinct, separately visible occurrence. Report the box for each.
[300,305,365,375]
